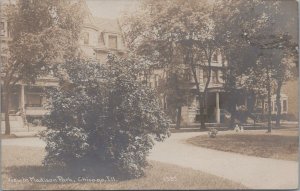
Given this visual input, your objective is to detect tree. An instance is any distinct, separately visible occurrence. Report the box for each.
[122,0,224,129]
[41,56,170,178]
[214,0,273,128]
[241,33,296,132]
[216,0,298,130]
[273,45,297,127]
[158,68,190,129]
[1,0,84,134]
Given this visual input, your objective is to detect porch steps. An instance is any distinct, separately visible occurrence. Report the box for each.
[1,115,26,133]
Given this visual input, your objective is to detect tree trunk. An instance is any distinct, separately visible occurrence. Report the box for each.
[176,106,181,129]
[4,87,11,135]
[199,94,205,129]
[229,93,237,129]
[266,70,272,133]
[275,81,282,127]
[186,48,206,129]
[202,54,212,129]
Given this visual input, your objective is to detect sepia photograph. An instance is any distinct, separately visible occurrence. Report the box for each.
[0,0,299,190]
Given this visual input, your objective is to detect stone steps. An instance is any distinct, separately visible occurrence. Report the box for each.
[1,115,25,133]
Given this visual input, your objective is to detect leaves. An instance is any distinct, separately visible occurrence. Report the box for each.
[42,57,170,177]
[2,0,84,85]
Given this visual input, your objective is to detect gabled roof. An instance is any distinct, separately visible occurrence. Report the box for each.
[93,17,121,34]
[81,1,98,29]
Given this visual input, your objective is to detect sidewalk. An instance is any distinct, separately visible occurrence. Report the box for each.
[148,131,298,189]
[2,130,298,189]
[1,126,46,138]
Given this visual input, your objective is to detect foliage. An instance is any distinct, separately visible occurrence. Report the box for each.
[217,0,298,129]
[2,0,84,134]
[158,68,191,125]
[41,56,170,178]
[122,0,227,128]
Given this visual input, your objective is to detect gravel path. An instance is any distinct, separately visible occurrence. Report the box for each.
[148,132,298,189]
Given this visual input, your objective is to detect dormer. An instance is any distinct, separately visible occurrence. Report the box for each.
[102,32,123,50]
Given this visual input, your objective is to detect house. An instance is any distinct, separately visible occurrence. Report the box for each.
[146,54,298,125]
[0,2,126,128]
[0,1,297,129]
[145,52,230,125]
[281,80,298,121]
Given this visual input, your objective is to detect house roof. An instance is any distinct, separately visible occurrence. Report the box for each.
[93,17,121,34]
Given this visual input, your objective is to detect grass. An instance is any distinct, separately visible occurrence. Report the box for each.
[1,146,247,190]
[186,129,298,161]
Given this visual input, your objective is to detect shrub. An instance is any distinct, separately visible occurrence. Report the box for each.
[41,56,170,178]
[27,116,43,126]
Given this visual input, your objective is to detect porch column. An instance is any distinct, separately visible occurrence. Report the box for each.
[215,92,220,123]
[20,85,25,112]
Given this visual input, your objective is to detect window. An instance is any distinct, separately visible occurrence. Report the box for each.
[98,34,102,45]
[108,35,118,49]
[271,102,273,112]
[264,103,268,112]
[7,22,11,37]
[212,53,218,62]
[283,100,287,112]
[212,70,218,83]
[219,70,224,83]
[154,75,159,88]
[0,22,5,36]
[25,86,43,107]
[83,32,89,45]
[203,69,208,83]
[26,94,42,107]
[184,69,190,81]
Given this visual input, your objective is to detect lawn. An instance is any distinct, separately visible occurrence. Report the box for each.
[186,129,298,161]
[1,146,247,190]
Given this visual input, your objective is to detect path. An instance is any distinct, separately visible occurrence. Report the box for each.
[148,131,298,189]
[2,131,298,189]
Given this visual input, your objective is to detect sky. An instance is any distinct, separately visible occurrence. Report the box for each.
[86,0,139,18]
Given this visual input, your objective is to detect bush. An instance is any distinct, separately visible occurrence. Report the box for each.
[41,56,170,178]
[27,116,43,126]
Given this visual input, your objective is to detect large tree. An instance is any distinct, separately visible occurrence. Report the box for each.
[157,67,190,129]
[216,0,298,130]
[122,0,224,129]
[2,0,84,134]
[245,34,297,131]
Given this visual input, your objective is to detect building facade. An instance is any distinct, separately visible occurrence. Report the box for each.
[0,2,297,129]
[0,2,126,128]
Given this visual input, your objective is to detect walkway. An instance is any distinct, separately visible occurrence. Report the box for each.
[149,131,298,189]
[2,131,298,189]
